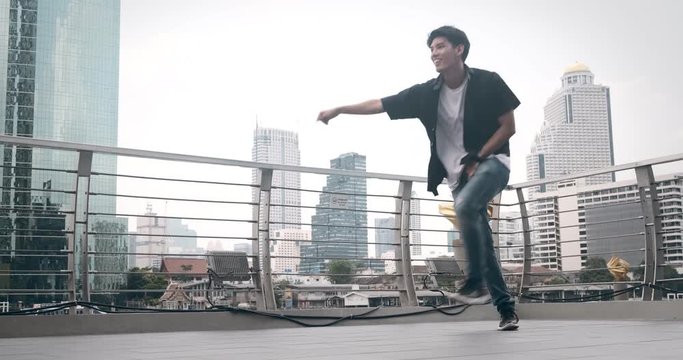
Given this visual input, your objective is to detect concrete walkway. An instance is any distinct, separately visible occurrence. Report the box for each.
[2,320,682,359]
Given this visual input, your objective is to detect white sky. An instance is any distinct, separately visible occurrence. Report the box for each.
[116,0,683,256]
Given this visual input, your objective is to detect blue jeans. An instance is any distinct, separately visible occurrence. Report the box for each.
[452,157,515,314]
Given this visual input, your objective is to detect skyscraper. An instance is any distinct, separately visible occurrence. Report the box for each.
[251,127,301,232]
[133,204,199,270]
[301,153,368,274]
[498,212,524,263]
[526,63,615,197]
[374,217,395,258]
[1,0,123,298]
[271,229,310,275]
[2,0,120,210]
[374,193,421,258]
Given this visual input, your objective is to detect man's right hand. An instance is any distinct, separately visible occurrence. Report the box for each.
[317,108,340,125]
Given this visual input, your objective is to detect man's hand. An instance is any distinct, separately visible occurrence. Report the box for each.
[465,162,479,178]
[317,100,384,124]
[460,152,482,178]
[317,108,340,125]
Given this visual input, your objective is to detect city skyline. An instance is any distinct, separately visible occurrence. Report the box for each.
[3,0,683,320]
[112,1,682,255]
[1,1,680,269]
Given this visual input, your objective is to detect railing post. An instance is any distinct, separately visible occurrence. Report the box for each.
[395,180,418,307]
[516,188,532,300]
[636,165,665,301]
[76,150,93,303]
[67,177,77,305]
[491,193,502,262]
[254,168,276,310]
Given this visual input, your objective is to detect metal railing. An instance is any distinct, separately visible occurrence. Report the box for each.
[1,134,682,312]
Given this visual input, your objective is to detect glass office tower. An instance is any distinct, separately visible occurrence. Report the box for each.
[0,0,123,302]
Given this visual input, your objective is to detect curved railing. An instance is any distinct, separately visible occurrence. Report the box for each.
[1,134,681,313]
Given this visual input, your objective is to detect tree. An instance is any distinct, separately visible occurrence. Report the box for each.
[633,261,679,281]
[545,275,569,285]
[579,257,613,284]
[118,267,168,306]
[273,279,291,308]
[633,261,681,290]
[326,260,356,284]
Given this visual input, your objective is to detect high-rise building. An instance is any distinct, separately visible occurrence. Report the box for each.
[251,127,301,232]
[166,219,198,254]
[301,153,368,274]
[374,193,420,258]
[1,0,120,210]
[0,0,123,298]
[528,174,683,272]
[135,206,169,270]
[526,63,615,197]
[374,217,396,258]
[499,212,524,263]
[134,205,198,269]
[271,229,310,275]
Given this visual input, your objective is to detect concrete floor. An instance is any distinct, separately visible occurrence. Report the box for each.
[2,320,682,360]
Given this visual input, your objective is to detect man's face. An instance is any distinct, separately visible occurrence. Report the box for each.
[429,37,463,73]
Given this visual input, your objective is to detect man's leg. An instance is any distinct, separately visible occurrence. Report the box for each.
[452,158,508,284]
[449,158,518,329]
[479,206,515,314]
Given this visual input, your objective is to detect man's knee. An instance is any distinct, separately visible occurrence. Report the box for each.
[454,196,478,220]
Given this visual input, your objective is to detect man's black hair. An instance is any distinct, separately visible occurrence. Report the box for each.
[427,26,470,61]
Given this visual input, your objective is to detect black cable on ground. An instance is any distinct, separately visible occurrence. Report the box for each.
[0,299,476,327]
[3,283,676,326]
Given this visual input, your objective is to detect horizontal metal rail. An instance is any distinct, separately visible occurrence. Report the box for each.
[93,171,258,188]
[0,135,681,310]
[91,192,258,206]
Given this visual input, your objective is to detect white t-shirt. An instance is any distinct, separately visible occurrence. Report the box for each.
[436,76,510,191]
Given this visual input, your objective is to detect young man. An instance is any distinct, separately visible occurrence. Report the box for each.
[317,26,520,331]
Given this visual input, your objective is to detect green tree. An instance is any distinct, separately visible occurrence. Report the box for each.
[119,267,168,306]
[273,279,291,308]
[579,257,613,284]
[545,275,569,285]
[326,260,356,284]
[633,261,680,282]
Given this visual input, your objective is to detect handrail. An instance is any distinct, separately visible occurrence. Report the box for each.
[2,135,681,190]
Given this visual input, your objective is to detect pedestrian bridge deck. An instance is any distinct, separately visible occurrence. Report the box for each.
[2,302,682,360]
[2,320,682,360]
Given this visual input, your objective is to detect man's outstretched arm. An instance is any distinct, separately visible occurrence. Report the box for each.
[317,99,384,124]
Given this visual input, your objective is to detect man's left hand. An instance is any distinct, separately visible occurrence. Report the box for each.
[460,152,482,177]
[465,162,479,178]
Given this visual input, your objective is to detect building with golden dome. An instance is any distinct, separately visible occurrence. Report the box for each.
[525,63,616,270]
[527,62,615,196]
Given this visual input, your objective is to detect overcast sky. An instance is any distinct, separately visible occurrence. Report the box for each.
[116,0,682,254]
[119,0,682,180]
